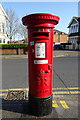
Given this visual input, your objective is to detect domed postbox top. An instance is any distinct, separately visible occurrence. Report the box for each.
[22,13,60,27]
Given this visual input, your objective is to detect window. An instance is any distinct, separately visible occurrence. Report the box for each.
[69,27,72,34]
[76,25,78,32]
[0,24,1,32]
[54,31,56,34]
[55,32,57,34]
[72,38,75,44]
[72,26,74,33]
[54,32,58,34]
[58,32,61,35]
[0,40,2,43]
[2,24,5,33]
[3,40,5,43]
[73,26,75,33]
[70,24,79,33]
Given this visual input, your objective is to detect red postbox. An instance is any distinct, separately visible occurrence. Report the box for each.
[22,13,60,116]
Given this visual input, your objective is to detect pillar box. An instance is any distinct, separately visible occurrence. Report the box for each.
[22,13,60,116]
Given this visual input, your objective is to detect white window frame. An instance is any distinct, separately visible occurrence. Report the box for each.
[70,23,79,33]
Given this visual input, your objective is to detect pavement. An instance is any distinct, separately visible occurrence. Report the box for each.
[0,87,79,119]
[0,90,79,119]
[0,50,79,59]
[0,50,79,119]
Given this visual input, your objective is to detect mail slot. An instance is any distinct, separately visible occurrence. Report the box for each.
[33,32,49,37]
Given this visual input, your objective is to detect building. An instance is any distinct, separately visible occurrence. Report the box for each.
[0,3,8,44]
[67,16,80,50]
[53,29,68,49]
[54,29,68,43]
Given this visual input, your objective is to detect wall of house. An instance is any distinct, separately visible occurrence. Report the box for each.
[68,16,80,50]
[54,34,68,43]
[54,34,59,43]
[68,36,80,50]
[0,4,8,44]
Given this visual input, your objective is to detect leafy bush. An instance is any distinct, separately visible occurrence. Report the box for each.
[0,43,28,49]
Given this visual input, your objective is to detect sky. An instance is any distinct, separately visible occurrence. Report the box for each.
[1,2,78,34]
[79,1,80,16]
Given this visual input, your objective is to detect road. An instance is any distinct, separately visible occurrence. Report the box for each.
[2,56,78,89]
[1,52,79,119]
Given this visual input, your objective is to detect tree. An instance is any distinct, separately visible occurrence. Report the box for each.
[19,24,28,43]
[6,8,20,42]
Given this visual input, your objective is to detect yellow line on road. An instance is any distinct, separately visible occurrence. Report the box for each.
[60,100,69,109]
[70,91,80,94]
[52,101,59,108]
[0,88,29,92]
[53,91,80,95]
[0,87,80,92]
[0,93,7,96]
[0,91,79,97]
[53,87,80,90]
[0,87,80,95]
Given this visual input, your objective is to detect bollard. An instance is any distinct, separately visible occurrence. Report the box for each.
[22,13,60,116]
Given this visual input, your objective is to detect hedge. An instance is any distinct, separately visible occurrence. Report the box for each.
[0,43,28,49]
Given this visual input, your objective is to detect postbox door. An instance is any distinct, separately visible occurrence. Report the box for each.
[28,27,53,98]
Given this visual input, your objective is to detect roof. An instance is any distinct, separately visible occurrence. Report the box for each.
[68,16,80,28]
[74,17,80,22]
[54,29,68,35]
[0,3,9,19]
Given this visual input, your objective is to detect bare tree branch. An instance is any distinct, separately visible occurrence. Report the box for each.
[6,8,20,42]
[19,24,28,42]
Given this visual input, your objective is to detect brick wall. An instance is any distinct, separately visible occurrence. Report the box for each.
[60,34,68,43]
[0,48,28,55]
[54,34,68,43]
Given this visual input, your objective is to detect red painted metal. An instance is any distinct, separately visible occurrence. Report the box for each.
[22,13,60,98]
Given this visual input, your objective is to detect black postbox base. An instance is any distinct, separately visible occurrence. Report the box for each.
[29,93,52,116]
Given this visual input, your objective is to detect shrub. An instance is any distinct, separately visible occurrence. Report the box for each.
[0,43,28,49]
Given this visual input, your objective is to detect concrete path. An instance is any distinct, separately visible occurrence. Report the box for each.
[0,50,79,59]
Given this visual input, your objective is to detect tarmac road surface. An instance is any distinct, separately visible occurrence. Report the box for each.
[2,56,78,89]
[0,50,79,119]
